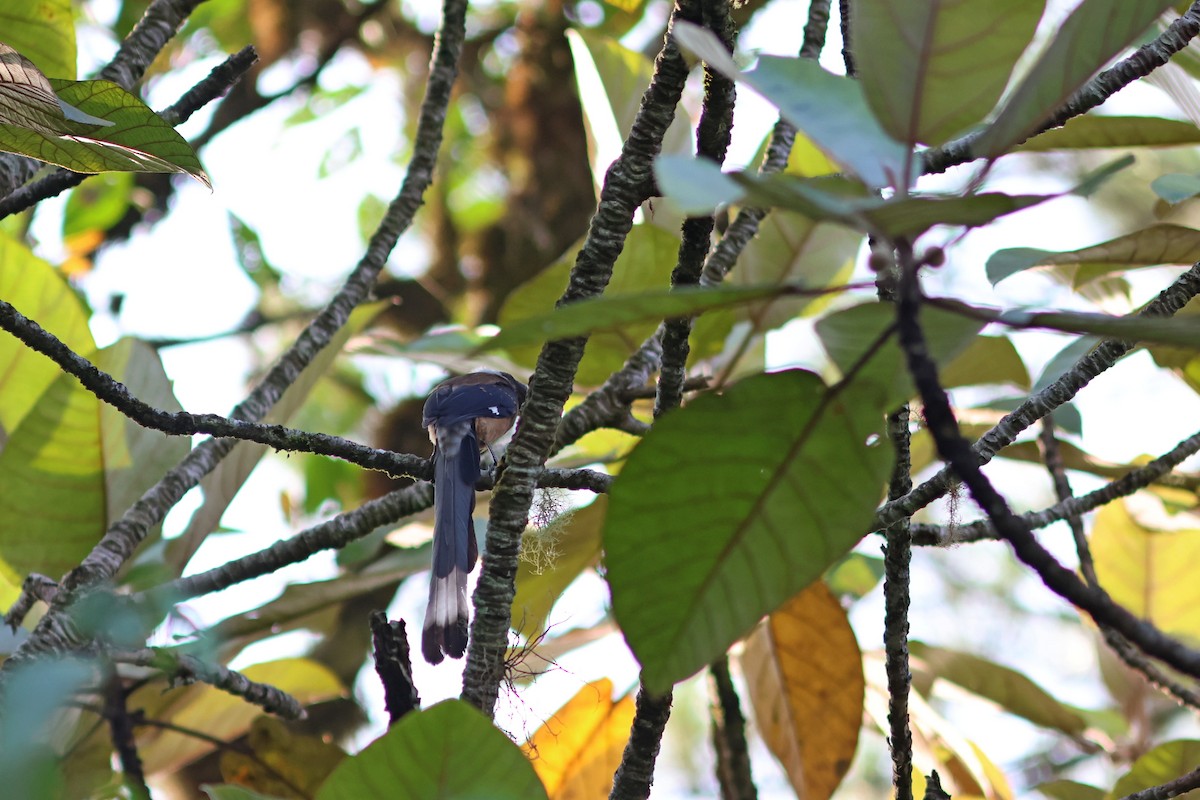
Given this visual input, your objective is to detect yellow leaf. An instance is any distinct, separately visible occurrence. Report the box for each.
[1091,498,1200,641]
[220,715,345,797]
[523,678,636,800]
[513,499,606,638]
[134,657,344,776]
[740,582,864,800]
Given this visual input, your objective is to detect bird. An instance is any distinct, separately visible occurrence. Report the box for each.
[421,369,527,664]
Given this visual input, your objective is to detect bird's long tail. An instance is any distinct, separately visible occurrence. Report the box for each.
[422,421,480,664]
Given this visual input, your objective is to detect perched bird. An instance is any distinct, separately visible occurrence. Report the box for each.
[421,370,527,664]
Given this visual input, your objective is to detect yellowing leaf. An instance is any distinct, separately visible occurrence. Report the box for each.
[513,499,606,638]
[1090,499,1200,642]
[523,678,635,799]
[740,582,863,800]
[134,658,344,775]
[220,716,345,796]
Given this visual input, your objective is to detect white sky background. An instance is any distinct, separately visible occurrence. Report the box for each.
[29,0,1200,795]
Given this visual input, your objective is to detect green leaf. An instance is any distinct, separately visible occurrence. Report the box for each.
[165,301,390,571]
[0,233,94,435]
[940,334,1030,390]
[1032,779,1105,800]
[909,643,1088,736]
[513,498,605,638]
[853,0,1043,147]
[671,22,907,189]
[975,0,1177,157]
[816,301,984,408]
[1112,740,1200,799]
[63,172,135,238]
[0,2,76,79]
[935,298,1200,352]
[0,339,188,589]
[203,786,290,800]
[824,552,885,600]
[317,700,549,800]
[0,79,208,185]
[1152,173,1200,204]
[654,154,742,215]
[1017,115,1200,151]
[987,224,1200,287]
[497,224,681,385]
[485,284,779,353]
[605,370,891,692]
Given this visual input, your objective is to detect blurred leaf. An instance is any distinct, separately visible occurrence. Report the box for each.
[987,224,1200,286]
[317,700,548,800]
[0,232,94,434]
[741,582,864,800]
[0,79,209,184]
[567,29,691,186]
[1033,780,1106,800]
[934,297,1200,352]
[853,0,1043,147]
[166,301,389,572]
[605,370,891,692]
[974,0,1177,157]
[135,658,344,775]
[909,642,1088,736]
[0,1,75,79]
[487,284,779,353]
[816,301,984,408]
[654,153,742,215]
[1112,739,1200,799]
[513,498,606,638]
[220,716,345,797]
[939,334,1031,390]
[1090,499,1200,642]
[1153,172,1200,204]
[1017,115,1200,151]
[673,22,907,188]
[204,785,291,800]
[0,338,187,589]
[824,552,885,601]
[0,657,94,800]
[63,172,135,238]
[522,678,635,800]
[498,224,681,385]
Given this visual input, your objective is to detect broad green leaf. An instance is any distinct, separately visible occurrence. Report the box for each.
[1152,173,1200,204]
[975,0,1177,157]
[988,224,1200,286]
[816,301,984,408]
[203,786,290,800]
[0,79,208,185]
[932,297,1200,352]
[672,22,907,189]
[1016,115,1200,151]
[1090,500,1200,642]
[654,153,742,216]
[740,582,864,800]
[485,284,778,353]
[605,370,891,692]
[567,29,691,186]
[166,301,389,572]
[317,700,549,800]
[940,334,1030,390]
[909,642,1088,736]
[824,552,885,600]
[63,172,135,239]
[0,233,94,435]
[1111,740,1200,799]
[1033,780,1105,800]
[853,0,1043,147]
[497,224,682,385]
[134,658,343,775]
[0,338,187,590]
[522,679,634,798]
[512,498,605,638]
[0,1,75,79]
